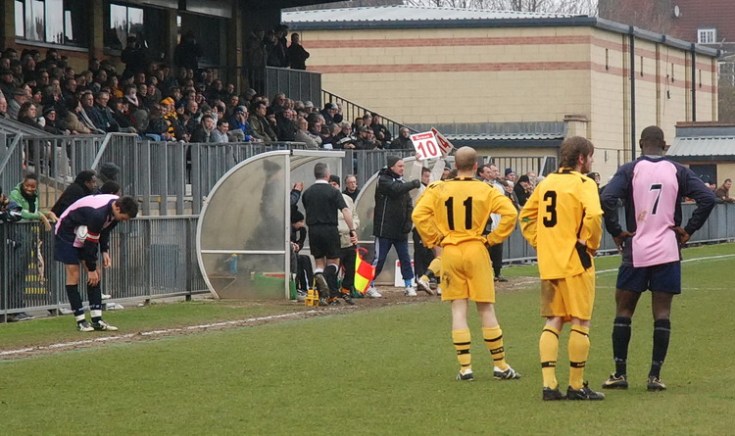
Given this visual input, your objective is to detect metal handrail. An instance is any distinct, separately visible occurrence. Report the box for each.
[322,90,416,141]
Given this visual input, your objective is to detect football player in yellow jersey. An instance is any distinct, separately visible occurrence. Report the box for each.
[413,146,520,382]
[519,136,605,401]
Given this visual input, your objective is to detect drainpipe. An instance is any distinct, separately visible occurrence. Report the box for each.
[691,43,697,122]
[629,27,636,160]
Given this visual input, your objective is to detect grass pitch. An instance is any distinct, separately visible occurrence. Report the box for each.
[1,244,734,434]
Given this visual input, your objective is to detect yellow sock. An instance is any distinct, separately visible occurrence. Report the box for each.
[428,257,442,278]
[452,329,472,372]
[568,325,590,390]
[539,326,560,389]
[483,326,508,370]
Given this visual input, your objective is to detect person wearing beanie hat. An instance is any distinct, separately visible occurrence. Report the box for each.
[368,155,422,298]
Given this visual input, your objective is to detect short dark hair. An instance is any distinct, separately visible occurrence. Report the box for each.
[74,170,96,185]
[116,196,138,218]
[329,174,340,186]
[314,162,328,180]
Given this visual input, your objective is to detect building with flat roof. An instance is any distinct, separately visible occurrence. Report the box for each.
[284,5,720,179]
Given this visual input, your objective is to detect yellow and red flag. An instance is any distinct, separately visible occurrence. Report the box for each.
[354,247,375,295]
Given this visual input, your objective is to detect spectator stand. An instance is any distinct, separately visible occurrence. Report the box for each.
[196,149,344,300]
[323,90,412,142]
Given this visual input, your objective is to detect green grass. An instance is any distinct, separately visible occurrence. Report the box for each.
[1,244,734,434]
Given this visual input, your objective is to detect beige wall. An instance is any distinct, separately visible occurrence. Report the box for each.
[298,23,718,180]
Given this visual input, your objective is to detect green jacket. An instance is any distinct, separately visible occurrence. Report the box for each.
[9,183,44,221]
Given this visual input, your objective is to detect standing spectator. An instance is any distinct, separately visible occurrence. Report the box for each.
[301,163,357,305]
[54,195,138,331]
[121,35,147,80]
[413,146,519,382]
[287,33,310,70]
[367,156,421,298]
[513,174,534,207]
[519,136,604,401]
[174,31,203,75]
[7,174,58,321]
[342,174,360,202]
[714,178,735,203]
[477,163,509,282]
[51,170,98,217]
[599,126,715,392]
[329,175,359,304]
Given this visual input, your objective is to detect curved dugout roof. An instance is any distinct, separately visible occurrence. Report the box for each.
[196,149,344,299]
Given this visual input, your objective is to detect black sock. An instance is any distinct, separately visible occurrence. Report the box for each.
[650,319,671,378]
[88,284,103,322]
[612,316,632,377]
[66,284,84,318]
[325,264,339,297]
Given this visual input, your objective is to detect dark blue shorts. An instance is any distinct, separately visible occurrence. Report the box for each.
[616,261,681,294]
[54,236,82,265]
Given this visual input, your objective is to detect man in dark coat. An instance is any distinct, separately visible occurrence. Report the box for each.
[51,170,98,217]
[366,155,420,298]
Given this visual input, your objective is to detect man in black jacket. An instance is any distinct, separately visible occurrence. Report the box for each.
[51,170,97,217]
[367,155,421,298]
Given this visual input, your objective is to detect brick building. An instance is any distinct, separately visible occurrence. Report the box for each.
[285,5,719,179]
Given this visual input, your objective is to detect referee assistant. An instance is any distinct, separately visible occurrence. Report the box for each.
[301,163,357,305]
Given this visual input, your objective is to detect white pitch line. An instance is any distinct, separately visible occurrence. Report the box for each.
[595,253,735,275]
[0,310,320,358]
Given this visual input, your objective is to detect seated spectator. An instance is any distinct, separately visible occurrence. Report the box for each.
[390,127,412,149]
[0,95,8,119]
[78,91,106,134]
[714,179,735,203]
[248,101,277,142]
[370,113,392,147]
[294,117,320,149]
[190,113,216,143]
[8,88,29,119]
[62,97,93,134]
[210,119,230,143]
[228,105,253,142]
[42,106,68,135]
[144,103,173,141]
[320,102,342,128]
[276,108,297,142]
[355,126,380,150]
[17,101,44,130]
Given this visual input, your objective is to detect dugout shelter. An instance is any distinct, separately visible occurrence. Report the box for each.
[197,149,344,300]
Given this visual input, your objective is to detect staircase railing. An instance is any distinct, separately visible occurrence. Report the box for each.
[322,90,415,141]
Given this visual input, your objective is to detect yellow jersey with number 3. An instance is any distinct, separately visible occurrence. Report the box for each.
[412,177,517,249]
[519,169,603,279]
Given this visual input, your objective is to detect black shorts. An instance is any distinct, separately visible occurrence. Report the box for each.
[54,235,82,265]
[308,225,340,259]
[616,261,681,294]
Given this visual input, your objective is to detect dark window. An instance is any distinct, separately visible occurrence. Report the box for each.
[15,0,88,47]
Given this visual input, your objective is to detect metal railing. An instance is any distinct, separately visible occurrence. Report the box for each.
[2,202,733,318]
[322,90,413,140]
[1,216,205,320]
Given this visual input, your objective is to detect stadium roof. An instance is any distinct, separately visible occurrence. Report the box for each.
[283,5,719,57]
[283,5,572,23]
[667,136,735,161]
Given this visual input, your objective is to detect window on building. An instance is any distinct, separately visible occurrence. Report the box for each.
[105,3,144,50]
[14,0,88,46]
[698,28,716,44]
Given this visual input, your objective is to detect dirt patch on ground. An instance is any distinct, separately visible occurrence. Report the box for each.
[0,281,524,360]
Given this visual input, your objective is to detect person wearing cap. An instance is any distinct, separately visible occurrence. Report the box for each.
[229,105,253,142]
[8,87,29,120]
[367,155,421,298]
[599,125,716,392]
[303,100,315,113]
[320,102,342,128]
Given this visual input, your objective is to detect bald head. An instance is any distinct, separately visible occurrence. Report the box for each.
[454,146,478,174]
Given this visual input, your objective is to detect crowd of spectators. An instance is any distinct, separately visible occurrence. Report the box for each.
[0,43,409,151]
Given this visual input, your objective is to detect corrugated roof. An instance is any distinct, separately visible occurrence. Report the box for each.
[283,5,575,24]
[668,136,735,157]
[446,133,564,141]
